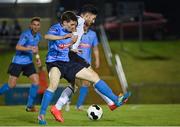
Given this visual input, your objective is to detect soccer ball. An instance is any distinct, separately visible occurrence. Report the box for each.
[87,104,103,120]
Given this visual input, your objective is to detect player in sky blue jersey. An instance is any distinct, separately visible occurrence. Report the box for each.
[51,4,127,116]
[0,17,42,112]
[75,25,100,109]
[38,11,130,125]
[53,25,119,115]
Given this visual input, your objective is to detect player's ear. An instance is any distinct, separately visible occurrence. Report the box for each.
[63,21,68,27]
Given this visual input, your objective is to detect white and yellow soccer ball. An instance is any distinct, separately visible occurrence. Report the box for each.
[87,104,103,120]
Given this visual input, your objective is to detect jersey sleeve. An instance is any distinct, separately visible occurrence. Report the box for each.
[71,17,85,49]
[92,32,99,47]
[17,32,28,46]
[47,25,60,35]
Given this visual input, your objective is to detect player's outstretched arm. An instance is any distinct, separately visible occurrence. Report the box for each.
[44,33,72,41]
[16,44,37,52]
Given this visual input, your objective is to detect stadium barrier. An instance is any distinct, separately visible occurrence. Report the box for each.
[4,84,65,105]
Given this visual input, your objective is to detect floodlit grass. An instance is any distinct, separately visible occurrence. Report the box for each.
[0,104,180,126]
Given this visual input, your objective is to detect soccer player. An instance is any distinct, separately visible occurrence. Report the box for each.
[38,11,130,125]
[51,4,123,115]
[0,17,42,112]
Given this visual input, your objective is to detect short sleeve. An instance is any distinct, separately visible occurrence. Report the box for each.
[92,32,99,47]
[17,32,28,46]
[47,26,59,35]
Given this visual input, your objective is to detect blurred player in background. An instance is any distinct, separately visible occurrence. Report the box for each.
[0,17,42,112]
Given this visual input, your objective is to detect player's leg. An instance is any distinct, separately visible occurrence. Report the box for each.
[26,73,39,112]
[0,75,17,95]
[54,85,74,110]
[20,63,39,112]
[86,67,117,110]
[76,80,89,110]
[76,67,127,106]
[94,88,118,111]
[50,85,74,122]
[38,67,61,125]
[0,63,21,95]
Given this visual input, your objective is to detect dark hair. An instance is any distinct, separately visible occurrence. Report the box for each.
[80,4,98,15]
[31,17,41,23]
[61,11,77,24]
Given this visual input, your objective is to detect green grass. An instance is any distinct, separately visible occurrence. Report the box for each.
[0,104,180,126]
[110,40,180,84]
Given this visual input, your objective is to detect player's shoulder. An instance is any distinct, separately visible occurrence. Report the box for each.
[88,29,97,36]
[77,16,85,25]
[22,29,30,35]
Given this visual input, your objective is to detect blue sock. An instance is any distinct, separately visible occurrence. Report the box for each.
[76,86,88,108]
[40,90,54,115]
[94,80,118,104]
[27,84,39,107]
[0,83,10,95]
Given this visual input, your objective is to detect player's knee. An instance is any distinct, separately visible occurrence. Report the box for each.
[30,74,39,84]
[89,72,100,83]
[48,83,58,92]
[8,81,16,88]
[82,80,90,86]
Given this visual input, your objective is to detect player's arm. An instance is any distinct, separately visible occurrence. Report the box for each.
[93,45,100,69]
[44,33,72,40]
[71,17,85,49]
[16,32,38,53]
[16,44,38,54]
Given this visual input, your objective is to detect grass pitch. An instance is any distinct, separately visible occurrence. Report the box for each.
[0,104,180,126]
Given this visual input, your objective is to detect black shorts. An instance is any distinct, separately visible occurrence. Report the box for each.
[7,63,36,77]
[46,60,84,84]
[68,51,90,68]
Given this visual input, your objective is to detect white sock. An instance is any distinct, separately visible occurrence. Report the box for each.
[55,86,73,110]
[94,88,114,106]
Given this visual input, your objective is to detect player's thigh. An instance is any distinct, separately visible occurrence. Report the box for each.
[75,68,100,83]
[23,63,37,77]
[28,73,39,85]
[7,63,22,78]
[48,67,61,90]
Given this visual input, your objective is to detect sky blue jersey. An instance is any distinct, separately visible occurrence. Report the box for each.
[46,23,72,62]
[12,29,41,65]
[78,29,99,64]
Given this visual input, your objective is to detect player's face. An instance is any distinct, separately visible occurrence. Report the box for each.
[84,13,97,26]
[63,20,77,32]
[30,21,40,33]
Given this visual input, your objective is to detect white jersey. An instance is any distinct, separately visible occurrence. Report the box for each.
[71,16,85,49]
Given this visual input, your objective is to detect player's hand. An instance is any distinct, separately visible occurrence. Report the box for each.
[36,58,42,67]
[29,46,38,53]
[63,33,73,39]
[70,49,83,54]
